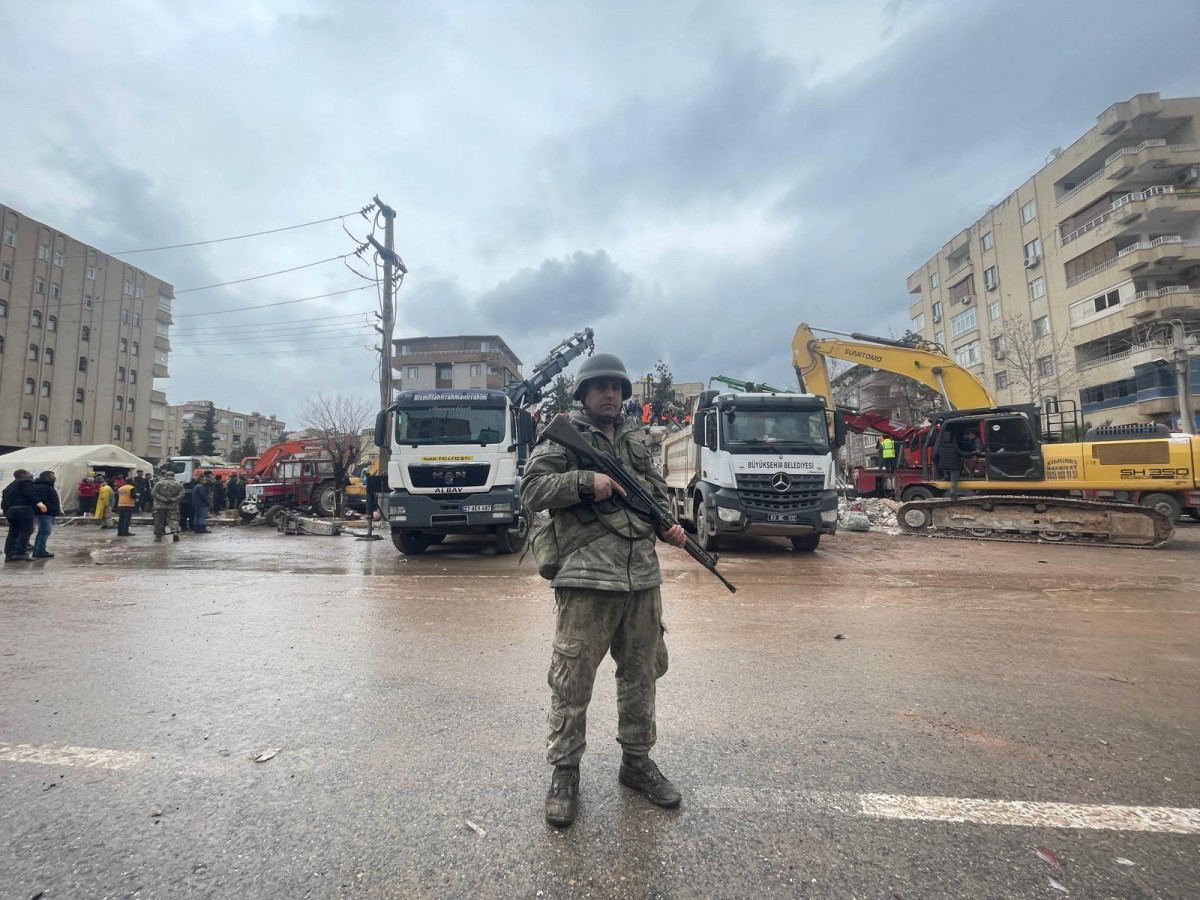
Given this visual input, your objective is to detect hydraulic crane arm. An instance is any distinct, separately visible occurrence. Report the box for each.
[791,322,995,412]
[709,375,789,393]
[839,409,920,442]
[504,327,595,408]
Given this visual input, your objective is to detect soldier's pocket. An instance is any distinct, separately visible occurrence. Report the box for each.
[654,624,669,679]
[547,632,587,704]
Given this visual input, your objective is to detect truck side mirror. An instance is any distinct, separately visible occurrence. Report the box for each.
[833,411,847,449]
[692,417,704,446]
[517,410,535,445]
[373,409,390,448]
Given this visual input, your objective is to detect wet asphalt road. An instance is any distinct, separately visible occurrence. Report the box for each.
[1,518,1198,899]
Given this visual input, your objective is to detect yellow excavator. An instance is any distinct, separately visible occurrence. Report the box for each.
[792,323,1198,547]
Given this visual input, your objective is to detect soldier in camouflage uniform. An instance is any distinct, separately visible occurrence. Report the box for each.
[151,470,184,543]
[521,353,687,828]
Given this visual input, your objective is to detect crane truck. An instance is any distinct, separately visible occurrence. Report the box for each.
[792,323,1194,546]
[657,377,845,552]
[374,328,595,555]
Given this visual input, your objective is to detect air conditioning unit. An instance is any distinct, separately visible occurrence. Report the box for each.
[960,295,974,305]
[932,314,942,323]
[1024,255,1041,269]
[1176,165,1199,187]
[985,280,999,291]
[994,350,1006,360]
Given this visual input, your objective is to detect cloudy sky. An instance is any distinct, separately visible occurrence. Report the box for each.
[2,0,1197,424]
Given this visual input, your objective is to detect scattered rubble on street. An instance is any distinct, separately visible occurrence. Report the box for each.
[838,495,899,531]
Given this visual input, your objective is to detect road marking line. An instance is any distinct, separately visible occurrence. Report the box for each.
[860,793,1200,834]
[0,742,141,770]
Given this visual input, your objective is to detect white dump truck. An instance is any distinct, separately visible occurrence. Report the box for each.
[658,388,844,551]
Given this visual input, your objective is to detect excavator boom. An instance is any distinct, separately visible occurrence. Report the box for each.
[504,327,595,408]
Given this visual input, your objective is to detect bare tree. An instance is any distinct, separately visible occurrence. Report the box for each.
[998,313,1078,408]
[296,393,376,514]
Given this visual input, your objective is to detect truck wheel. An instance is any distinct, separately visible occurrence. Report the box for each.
[427,534,447,544]
[264,504,287,528]
[1141,493,1182,521]
[901,485,935,502]
[790,534,820,552]
[495,514,529,555]
[314,484,337,517]
[695,501,720,552]
[392,530,431,555]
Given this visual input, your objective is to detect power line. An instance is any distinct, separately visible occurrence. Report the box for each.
[171,341,373,359]
[171,285,373,317]
[0,283,372,317]
[174,254,351,294]
[173,325,373,346]
[173,312,367,333]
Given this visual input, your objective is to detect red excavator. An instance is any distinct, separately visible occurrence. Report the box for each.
[239,435,361,525]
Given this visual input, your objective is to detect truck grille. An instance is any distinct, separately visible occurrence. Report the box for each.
[735,473,826,514]
[407,464,490,489]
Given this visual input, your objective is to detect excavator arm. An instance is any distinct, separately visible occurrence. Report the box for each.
[504,327,595,408]
[791,322,995,412]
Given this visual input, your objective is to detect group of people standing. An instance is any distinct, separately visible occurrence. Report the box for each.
[625,397,688,430]
[2,469,63,561]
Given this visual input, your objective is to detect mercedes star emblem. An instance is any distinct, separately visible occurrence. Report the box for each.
[771,472,791,492]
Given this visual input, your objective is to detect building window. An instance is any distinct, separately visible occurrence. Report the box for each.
[991,336,1005,358]
[980,232,994,252]
[32,310,42,327]
[129,370,137,384]
[934,330,945,346]
[929,272,940,289]
[25,377,35,395]
[954,340,982,367]
[135,286,143,299]
[44,348,53,365]
[38,415,47,433]
[984,266,998,290]
[128,398,135,412]
[81,325,90,341]
[76,388,85,402]
[995,371,1008,391]
[79,356,88,372]
[0,299,5,317]
[84,295,93,309]
[86,265,95,280]
[40,380,50,397]
[120,338,128,353]
[122,308,129,323]
[469,364,481,378]
[1020,199,1037,224]
[73,420,82,436]
[131,341,139,356]
[1023,237,1042,262]
[1037,356,1055,377]
[38,244,49,260]
[1033,316,1051,338]
[931,301,943,320]
[28,343,39,361]
[911,312,925,331]
[0,335,4,353]
[35,276,45,294]
[125,427,133,441]
[22,413,33,430]
[1028,276,1045,300]
[118,366,126,382]
[0,263,10,281]
[53,250,64,266]
[407,366,418,379]
[134,312,141,327]
[234,417,244,428]
[988,299,1002,321]
[116,397,124,411]
[113,426,121,440]
[50,282,60,299]
[124,281,133,296]
[3,229,14,246]
[47,315,56,332]
[950,307,977,338]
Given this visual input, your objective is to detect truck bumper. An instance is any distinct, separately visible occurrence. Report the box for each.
[707,487,839,536]
[384,489,520,533]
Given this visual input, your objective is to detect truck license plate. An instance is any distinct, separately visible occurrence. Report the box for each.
[461,505,491,512]
[767,514,797,522]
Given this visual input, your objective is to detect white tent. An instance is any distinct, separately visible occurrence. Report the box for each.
[0,445,153,515]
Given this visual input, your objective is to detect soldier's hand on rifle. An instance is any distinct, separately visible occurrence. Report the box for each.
[589,473,627,502]
[659,524,687,548]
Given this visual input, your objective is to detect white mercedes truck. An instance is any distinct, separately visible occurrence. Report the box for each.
[659,388,844,551]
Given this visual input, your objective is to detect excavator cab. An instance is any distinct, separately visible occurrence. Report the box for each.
[926,407,1044,485]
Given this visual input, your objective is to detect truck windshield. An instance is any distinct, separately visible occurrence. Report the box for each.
[395,405,506,445]
[165,459,190,476]
[722,409,829,452]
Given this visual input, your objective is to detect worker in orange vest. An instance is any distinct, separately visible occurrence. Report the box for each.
[641,402,652,425]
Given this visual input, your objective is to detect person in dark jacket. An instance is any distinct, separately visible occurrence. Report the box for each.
[179,477,196,531]
[226,475,245,517]
[210,474,227,515]
[3,469,43,562]
[934,431,967,499]
[31,471,63,558]
[191,477,211,533]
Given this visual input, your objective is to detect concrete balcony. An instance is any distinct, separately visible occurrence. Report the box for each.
[1124,286,1200,321]
[1058,185,1198,254]
[1076,339,1175,382]
[1114,235,1191,274]
[1056,141,1200,210]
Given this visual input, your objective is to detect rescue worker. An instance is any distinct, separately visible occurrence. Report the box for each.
[881,436,897,472]
[116,478,138,536]
[191,476,211,534]
[151,469,184,542]
[934,430,966,499]
[94,477,115,529]
[640,401,652,426]
[521,352,687,829]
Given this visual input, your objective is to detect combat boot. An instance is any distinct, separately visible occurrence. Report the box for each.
[154,534,163,543]
[545,765,579,827]
[173,533,180,543]
[619,754,681,808]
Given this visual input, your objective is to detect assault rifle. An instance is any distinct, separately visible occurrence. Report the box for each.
[541,415,737,593]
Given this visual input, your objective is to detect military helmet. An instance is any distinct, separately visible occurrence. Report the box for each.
[573,353,633,401]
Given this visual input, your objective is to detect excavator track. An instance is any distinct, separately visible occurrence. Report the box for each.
[897,495,1174,548]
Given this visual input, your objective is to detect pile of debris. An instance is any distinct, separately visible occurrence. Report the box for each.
[838,496,900,532]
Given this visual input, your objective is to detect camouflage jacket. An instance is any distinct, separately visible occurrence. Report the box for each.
[151,478,184,506]
[521,410,668,593]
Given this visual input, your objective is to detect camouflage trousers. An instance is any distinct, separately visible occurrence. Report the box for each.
[153,506,180,536]
[546,586,668,767]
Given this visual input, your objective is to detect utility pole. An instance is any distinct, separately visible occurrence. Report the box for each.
[368,196,404,410]
[1168,318,1195,435]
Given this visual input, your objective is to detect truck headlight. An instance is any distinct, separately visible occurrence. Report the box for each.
[821,509,838,523]
[717,507,742,523]
[492,503,512,512]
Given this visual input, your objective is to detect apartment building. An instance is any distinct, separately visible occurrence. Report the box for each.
[164,401,286,460]
[392,335,522,391]
[906,93,1200,430]
[0,203,174,458]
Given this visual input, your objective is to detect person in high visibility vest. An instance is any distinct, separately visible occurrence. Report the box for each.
[641,402,652,425]
[881,436,897,472]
